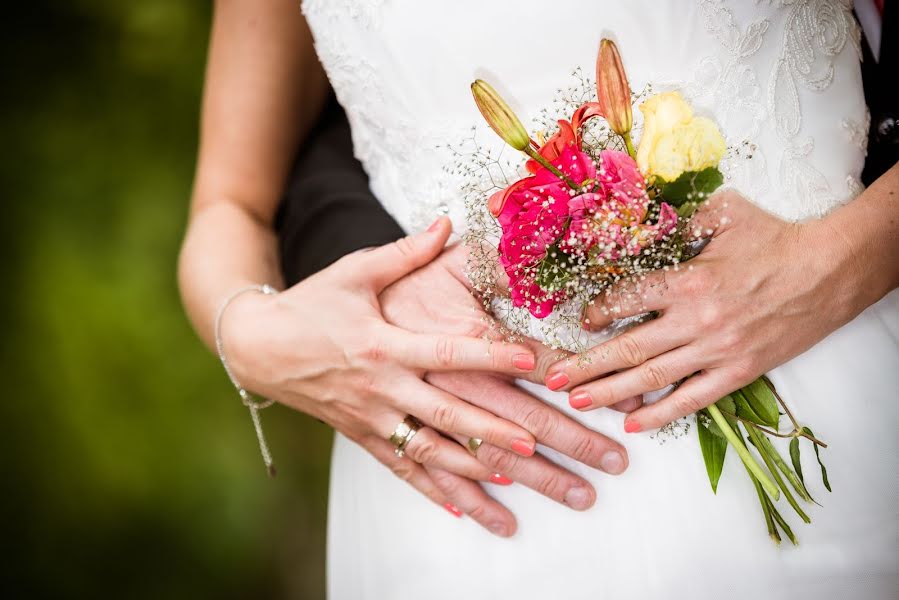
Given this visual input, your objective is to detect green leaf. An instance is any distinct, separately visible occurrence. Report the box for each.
[741,378,780,428]
[803,427,831,492]
[789,437,803,482]
[789,437,817,504]
[697,411,728,494]
[535,246,572,292]
[657,167,724,208]
[732,389,768,427]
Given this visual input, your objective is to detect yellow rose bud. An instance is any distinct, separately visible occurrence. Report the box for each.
[471,79,531,152]
[596,39,632,137]
[636,91,726,182]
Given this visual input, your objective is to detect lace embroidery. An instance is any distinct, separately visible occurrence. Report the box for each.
[768,0,858,141]
[841,111,871,154]
[302,0,385,29]
[687,1,771,202]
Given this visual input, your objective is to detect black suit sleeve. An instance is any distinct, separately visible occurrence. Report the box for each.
[275,97,404,286]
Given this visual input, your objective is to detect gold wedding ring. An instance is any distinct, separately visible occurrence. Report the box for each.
[389,416,422,457]
[467,437,483,457]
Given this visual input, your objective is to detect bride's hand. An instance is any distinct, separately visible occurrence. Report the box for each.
[219,217,542,497]
[379,242,630,535]
[544,191,875,432]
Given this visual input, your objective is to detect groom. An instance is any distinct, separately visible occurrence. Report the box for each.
[277,6,896,500]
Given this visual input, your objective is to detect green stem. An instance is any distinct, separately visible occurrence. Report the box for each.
[707,403,780,500]
[523,146,581,190]
[751,469,780,545]
[622,132,637,159]
[766,494,798,546]
[746,426,810,523]
[757,431,812,502]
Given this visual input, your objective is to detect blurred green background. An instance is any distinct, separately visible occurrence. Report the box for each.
[1,2,331,597]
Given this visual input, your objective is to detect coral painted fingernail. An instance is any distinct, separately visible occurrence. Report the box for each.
[427,217,443,232]
[490,473,513,486]
[511,439,535,457]
[624,421,642,433]
[546,372,569,391]
[512,353,535,371]
[569,390,592,409]
[444,503,463,518]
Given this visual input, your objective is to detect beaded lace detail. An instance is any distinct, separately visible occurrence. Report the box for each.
[303,0,866,231]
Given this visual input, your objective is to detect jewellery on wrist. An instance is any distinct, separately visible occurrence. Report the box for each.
[214,284,279,477]
[389,416,423,457]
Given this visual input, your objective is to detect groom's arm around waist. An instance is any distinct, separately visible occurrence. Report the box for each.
[276,97,404,286]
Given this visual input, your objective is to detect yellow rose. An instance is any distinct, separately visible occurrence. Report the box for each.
[636,91,726,182]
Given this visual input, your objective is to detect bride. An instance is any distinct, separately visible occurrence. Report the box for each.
[178,1,898,598]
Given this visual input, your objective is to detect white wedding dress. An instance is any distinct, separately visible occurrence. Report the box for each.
[302,1,898,598]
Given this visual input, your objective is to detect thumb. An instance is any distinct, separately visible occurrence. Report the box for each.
[359,216,453,291]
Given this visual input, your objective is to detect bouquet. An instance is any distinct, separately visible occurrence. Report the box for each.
[467,39,830,545]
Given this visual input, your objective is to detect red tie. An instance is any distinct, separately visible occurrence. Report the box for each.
[874,0,884,16]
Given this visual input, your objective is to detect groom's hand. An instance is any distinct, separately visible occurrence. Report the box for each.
[379,243,629,528]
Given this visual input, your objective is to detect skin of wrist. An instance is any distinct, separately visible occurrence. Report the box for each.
[797,215,880,326]
[218,290,283,394]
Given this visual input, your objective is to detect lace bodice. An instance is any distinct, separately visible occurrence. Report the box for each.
[302,0,866,233]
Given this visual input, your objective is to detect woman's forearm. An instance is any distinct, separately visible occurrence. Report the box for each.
[178,0,327,349]
[179,202,283,350]
[810,163,899,320]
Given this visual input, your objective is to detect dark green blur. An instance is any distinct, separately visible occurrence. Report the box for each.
[1,3,330,598]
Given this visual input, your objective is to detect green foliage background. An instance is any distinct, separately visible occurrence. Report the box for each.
[1,3,331,597]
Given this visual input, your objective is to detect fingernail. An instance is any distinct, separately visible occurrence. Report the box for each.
[443,503,463,518]
[563,486,593,510]
[569,390,592,409]
[546,372,569,391]
[624,420,642,433]
[512,353,535,371]
[488,521,510,537]
[600,451,625,475]
[427,217,443,232]
[489,473,513,486]
[511,439,535,457]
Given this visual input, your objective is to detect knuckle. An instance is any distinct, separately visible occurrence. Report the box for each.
[481,446,520,474]
[434,337,458,369]
[570,434,603,465]
[616,335,645,367]
[730,361,756,385]
[393,236,416,259]
[429,468,461,496]
[467,503,489,522]
[356,339,389,364]
[431,402,460,432]
[519,407,557,439]
[409,438,440,465]
[700,304,723,328]
[389,460,416,482]
[719,329,743,354]
[534,472,566,499]
[674,391,705,415]
[535,350,563,382]
[641,363,670,390]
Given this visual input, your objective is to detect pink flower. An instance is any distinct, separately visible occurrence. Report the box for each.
[496,145,595,318]
[560,150,677,261]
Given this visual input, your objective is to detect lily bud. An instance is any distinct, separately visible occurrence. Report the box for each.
[596,39,633,136]
[471,79,531,152]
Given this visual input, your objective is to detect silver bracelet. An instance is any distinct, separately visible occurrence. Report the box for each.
[214,284,279,477]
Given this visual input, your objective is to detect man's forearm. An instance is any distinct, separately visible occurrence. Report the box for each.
[276,99,404,286]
